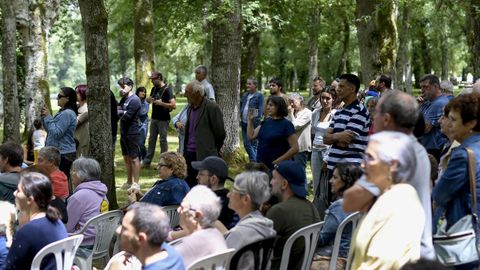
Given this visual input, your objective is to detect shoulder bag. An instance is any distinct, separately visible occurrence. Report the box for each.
[433,147,480,266]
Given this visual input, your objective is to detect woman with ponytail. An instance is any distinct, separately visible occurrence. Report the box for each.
[2,172,67,270]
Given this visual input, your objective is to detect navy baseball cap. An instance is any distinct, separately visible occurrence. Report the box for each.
[274,160,307,198]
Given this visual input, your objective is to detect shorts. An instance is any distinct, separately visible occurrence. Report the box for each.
[120,134,141,158]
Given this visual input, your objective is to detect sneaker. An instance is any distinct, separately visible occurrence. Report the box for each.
[128,182,141,193]
[120,183,131,190]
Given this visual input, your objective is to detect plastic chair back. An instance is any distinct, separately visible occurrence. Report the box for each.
[229,237,277,270]
[186,248,236,270]
[163,205,180,228]
[329,212,361,270]
[73,210,123,269]
[31,234,84,270]
[279,221,324,270]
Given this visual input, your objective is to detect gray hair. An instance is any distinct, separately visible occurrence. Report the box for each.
[71,157,101,182]
[39,146,61,166]
[369,131,416,183]
[183,185,221,228]
[233,171,271,210]
[289,92,305,105]
[128,203,169,246]
[247,77,258,87]
[188,80,205,97]
[440,80,454,94]
[379,90,419,130]
[195,65,208,75]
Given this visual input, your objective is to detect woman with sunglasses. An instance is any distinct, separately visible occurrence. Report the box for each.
[350,131,424,269]
[130,151,190,207]
[41,87,78,192]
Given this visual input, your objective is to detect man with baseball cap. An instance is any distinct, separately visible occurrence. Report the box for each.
[266,160,320,270]
[192,156,238,229]
[143,71,176,168]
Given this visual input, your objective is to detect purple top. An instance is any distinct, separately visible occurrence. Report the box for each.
[186,107,201,152]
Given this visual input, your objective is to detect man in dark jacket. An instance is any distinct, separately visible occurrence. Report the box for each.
[183,80,225,187]
[0,142,24,204]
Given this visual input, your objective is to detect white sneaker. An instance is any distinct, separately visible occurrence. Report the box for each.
[128,182,141,193]
[120,183,131,190]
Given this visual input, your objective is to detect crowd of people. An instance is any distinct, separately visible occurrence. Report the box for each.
[0,68,480,270]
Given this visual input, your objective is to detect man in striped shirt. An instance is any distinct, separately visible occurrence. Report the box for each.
[323,74,370,177]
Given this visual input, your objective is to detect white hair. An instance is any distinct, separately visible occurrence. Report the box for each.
[234,171,271,210]
[440,80,454,94]
[183,185,221,228]
[369,131,416,183]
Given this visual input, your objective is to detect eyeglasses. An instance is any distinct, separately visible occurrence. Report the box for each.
[177,204,197,214]
[57,94,67,99]
[158,163,168,168]
[362,153,375,164]
[231,184,246,196]
[197,172,212,177]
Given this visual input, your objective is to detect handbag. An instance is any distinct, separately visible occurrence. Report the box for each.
[433,147,480,266]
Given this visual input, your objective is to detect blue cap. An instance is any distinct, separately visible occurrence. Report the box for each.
[275,160,307,198]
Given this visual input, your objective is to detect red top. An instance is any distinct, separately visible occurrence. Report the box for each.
[50,170,69,199]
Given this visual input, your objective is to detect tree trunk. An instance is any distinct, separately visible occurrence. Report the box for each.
[240,30,260,91]
[210,0,242,162]
[134,0,155,89]
[78,0,117,209]
[468,0,480,80]
[395,2,412,93]
[356,0,398,87]
[1,0,20,143]
[16,0,60,140]
[307,6,320,93]
[336,19,350,77]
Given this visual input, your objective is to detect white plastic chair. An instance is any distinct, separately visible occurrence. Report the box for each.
[163,205,180,228]
[73,210,123,270]
[186,248,236,270]
[329,212,361,270]
[279,221,324,270]
[31,234,84,270]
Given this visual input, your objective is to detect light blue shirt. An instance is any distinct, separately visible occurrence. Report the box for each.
[43,109,77,154]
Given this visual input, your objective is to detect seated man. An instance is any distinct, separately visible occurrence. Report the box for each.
[193,156,238,229]
[0,142,24,204]
[37,146,69,200]
[113,202,184,269]
[266,160,320,270]
[172,185,228,268]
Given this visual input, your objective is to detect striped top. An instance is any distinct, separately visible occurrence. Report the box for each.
[326,100,370,171]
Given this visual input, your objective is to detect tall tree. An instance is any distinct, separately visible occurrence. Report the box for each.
[78,0,117,209]
[16,0,60,139]
[240,0,262,89]
[2,0,20,142]
[356,0,398,87]
[134,0,155,89]
[395,1,412,93]
[467,0,480,79]
[307,6,320,92]
[210,0,242,160]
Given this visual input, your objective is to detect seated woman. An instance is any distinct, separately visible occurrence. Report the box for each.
[130,151,190,206]
[3,172,67,269]
[314,163,362,270]
[351,131,425,269]
[66,157,108,248]
[0,201,16,267]
[225,171,276,248]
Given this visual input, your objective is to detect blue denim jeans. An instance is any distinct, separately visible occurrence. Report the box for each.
[240,122,258,161]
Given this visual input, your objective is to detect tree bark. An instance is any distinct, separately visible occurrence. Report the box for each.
[1,0,20,143]
[307,6,320,93]
[356,0,398,87]
[395,2,412,93]
[468,0,480,79]
[78,0,117,209]
[240,30,260,91]
[16,0,60,140]
[210,0,242,161]
[134,0,155,89]
[336,19,350,77]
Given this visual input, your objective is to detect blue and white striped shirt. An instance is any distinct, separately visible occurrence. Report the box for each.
[326,100,370,171]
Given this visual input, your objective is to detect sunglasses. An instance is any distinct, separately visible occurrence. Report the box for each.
[57,94,67,99]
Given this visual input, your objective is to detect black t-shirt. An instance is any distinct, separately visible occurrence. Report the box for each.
[150,85,174,121]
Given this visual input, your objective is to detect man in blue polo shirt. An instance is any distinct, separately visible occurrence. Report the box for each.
[418,74,449,161]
